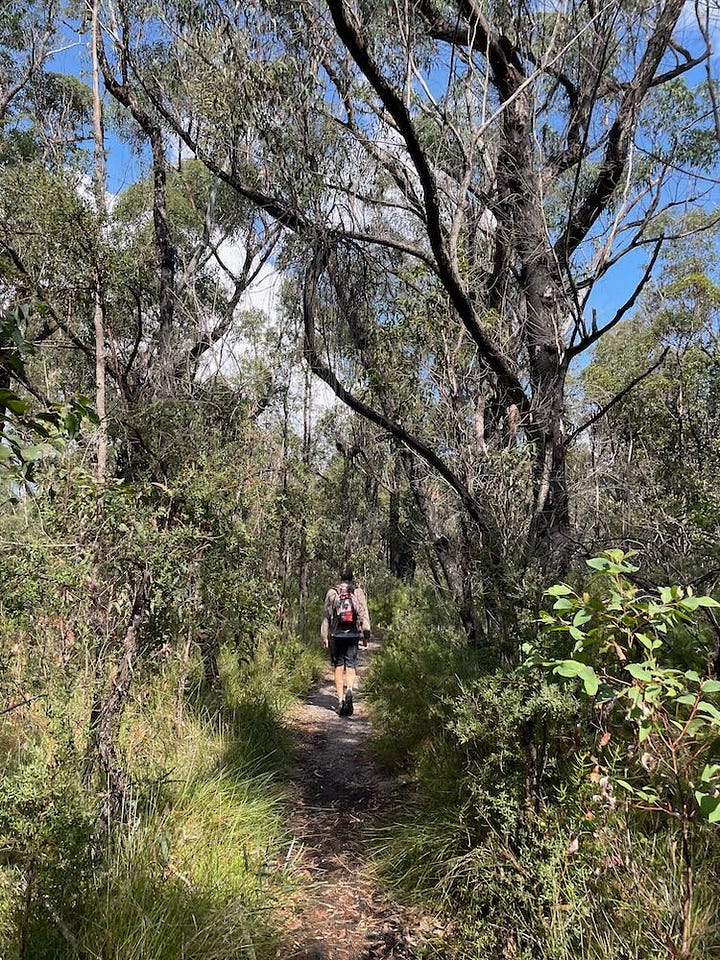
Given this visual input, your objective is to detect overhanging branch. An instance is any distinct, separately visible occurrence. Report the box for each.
[555,0,688,267]
[566,346,669,445]
[568,236,664,359]
[326,0,529,414]
[303,247,489,533]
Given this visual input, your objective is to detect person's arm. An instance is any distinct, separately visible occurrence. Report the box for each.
[320,589,334,648]
[357,587,371,644]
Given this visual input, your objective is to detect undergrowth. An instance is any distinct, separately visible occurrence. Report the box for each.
[0,631,324,960]
[365,583,720,960]
[0,456,326,960]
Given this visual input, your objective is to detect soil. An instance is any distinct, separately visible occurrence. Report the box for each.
[278,640,448,960]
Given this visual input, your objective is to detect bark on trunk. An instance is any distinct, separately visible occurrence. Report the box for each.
[491,42,572,570]
[93,568,151,831]
[91,0,108,480]
[386,488,416,580]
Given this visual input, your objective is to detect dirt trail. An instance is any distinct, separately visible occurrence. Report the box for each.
[279,641,445,960]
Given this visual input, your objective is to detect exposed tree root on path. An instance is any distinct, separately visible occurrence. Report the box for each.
[278,642,448,960]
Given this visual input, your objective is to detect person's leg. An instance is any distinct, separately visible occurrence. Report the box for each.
[341,641,360,715]
[334,665,345,703]
[345,639,359,692]
[329,638,344,708]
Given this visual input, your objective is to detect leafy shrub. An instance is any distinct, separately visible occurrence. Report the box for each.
[0,455,321,960]
[368,566,720,959]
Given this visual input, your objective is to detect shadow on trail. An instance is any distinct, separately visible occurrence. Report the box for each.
[279,643,434,960]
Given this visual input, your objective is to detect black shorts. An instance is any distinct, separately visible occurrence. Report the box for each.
[330,634,360,669]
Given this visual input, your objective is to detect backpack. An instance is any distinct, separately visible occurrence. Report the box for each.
[331,582,359,635]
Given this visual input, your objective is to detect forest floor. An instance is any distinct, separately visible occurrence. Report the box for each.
[278,640,450,960]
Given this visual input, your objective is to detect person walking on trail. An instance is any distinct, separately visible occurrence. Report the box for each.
[321,566,371,716]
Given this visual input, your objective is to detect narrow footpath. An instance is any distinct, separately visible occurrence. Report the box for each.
[279,640,448,960]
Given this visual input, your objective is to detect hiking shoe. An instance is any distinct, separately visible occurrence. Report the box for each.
[336,697,347,716]
[343,689,354,717]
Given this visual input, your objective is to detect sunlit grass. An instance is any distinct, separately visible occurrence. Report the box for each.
[0,633,319,960]
[75,769,294,960]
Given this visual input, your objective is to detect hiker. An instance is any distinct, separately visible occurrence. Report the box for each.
[321,566,371,716]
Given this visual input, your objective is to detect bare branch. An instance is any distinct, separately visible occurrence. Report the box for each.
[0,1,57,122]
[303,246,489,533]
[566,347,670,445]
[326,0,528,413]
[555,0,688,267]
[568,236,664,359]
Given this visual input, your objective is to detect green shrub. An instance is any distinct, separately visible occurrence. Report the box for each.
[367,574,720,959]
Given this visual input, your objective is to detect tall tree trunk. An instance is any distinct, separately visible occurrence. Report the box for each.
[148,125,176,392]
[95,39,177,399]
[297,365,313,635]
[491,48,571,569]
[93,568,151,831]
[400,451,481,642]
[90,0,108,480]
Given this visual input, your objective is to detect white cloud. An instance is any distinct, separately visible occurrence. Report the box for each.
[198,238,340,428]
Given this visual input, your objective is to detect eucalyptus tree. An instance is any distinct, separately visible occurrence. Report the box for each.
[95,1,717,572]
[0,0,58,128]
[579,215,720,585]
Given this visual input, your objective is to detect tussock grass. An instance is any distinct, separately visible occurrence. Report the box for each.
[75,769,293,960]
[0,633,318,960]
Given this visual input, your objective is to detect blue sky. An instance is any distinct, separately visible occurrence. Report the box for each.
[45,5,720,343]
[48,35,146,194]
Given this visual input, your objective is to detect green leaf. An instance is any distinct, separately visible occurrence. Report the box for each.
[553,660,585,679]
[569,625,585,642]
[580,666,599,696]
[573,608,593,627]
[685,670,701,683]
[605,549,627,564]
[595,684,617,704]
[20,442,56,462]
[625,662,654,682]
[701,680,720,694]
[638,719,652,742]
[700,763,720,783]
[694,791,720,823]
[586,557,610,571]
[675,694,698,706]
[696,701,720,723]
[0,394,29,415]
[546,584,574,597]
[552,598,574,611]
[680,596,702,610]
[695,596,720,608]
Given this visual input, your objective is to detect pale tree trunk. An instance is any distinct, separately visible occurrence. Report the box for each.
[297,364,313,635]
[90,0,108,481]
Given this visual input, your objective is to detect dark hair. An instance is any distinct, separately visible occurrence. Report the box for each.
[340,565,354,582]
